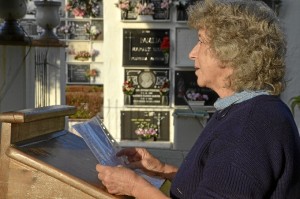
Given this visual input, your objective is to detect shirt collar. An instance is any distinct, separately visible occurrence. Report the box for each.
[214,90,269,111]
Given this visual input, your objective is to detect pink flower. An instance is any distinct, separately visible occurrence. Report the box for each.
[161,0,171,10]
[73,8,85,17]
[134,122,158,139]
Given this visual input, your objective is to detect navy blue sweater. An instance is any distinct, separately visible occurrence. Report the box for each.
[170,95,300,199]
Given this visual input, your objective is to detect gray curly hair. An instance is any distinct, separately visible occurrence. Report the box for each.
[188,0,286,95]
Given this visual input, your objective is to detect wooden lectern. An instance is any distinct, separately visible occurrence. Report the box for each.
[0,105,130,199]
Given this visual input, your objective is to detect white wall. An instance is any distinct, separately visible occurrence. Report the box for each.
[280,0,300,129]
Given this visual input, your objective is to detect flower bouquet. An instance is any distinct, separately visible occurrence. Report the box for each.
[115,0,136,19]
[160,35,170,64]
[159,0,172,19]
[135,121,158,141]
[122,79,136,95]
[65,0,102,17]
[159,79,170,96]
[74,50,92,61]
[160,35,170,54]
[115,0,132,11]
[135,2,155,15]
[86,69,98,77]
[57,24,72,35]
[84,22,101,40]
[186,89,209,106]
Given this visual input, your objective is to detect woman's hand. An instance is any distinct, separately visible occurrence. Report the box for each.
[96,164,146,196]
[117,147,166,178]
[96,164,170,199]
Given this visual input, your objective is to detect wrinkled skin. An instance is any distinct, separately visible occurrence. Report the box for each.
[96,148,165,196]
[96,164,144,196]
[117,147,166,177]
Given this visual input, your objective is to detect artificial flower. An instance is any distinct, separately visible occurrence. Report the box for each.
[123,79,135,95]
[160,35,170,54]
[135,121,158,139]
[160,79,170,96]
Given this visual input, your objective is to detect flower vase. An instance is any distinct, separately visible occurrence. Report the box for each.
[121,10,128,20]
[164,52,169,64]
[164,10,169,20]
[124,95,133,105]
[90,76,96,83]
[76,57,89,61]
[137,15,153,22]
[177,9,188,21]
[138,136,155,142]
[161,95,169,105]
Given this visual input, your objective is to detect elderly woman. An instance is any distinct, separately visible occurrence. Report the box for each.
[96,0,300,198]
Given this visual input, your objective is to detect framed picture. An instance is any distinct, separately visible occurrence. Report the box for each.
[174,70,219,106]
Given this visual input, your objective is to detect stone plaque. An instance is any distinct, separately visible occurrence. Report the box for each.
[123,29,170,67]
[67,64,90,83]
[121,110,170,141]
[125,69,169,106]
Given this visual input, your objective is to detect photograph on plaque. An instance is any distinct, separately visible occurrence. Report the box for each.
[121,110,170,141]
[67,64,90,83]
[124,69,169,106]
[174,70,219,106]
[175,27,198,67]
[123,29,170,67]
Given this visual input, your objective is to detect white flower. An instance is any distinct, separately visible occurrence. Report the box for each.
[90,25,100,35]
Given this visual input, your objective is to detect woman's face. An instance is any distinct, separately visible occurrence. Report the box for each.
[189,30,233,96]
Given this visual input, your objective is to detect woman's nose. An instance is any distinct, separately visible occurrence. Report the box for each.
[189,44,198,61]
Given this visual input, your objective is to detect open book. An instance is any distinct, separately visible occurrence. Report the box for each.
[72,115,165,188]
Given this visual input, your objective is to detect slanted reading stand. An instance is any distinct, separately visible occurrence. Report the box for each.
[0,105,130,199]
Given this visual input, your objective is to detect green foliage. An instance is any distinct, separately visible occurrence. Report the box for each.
[290,96,300,115]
